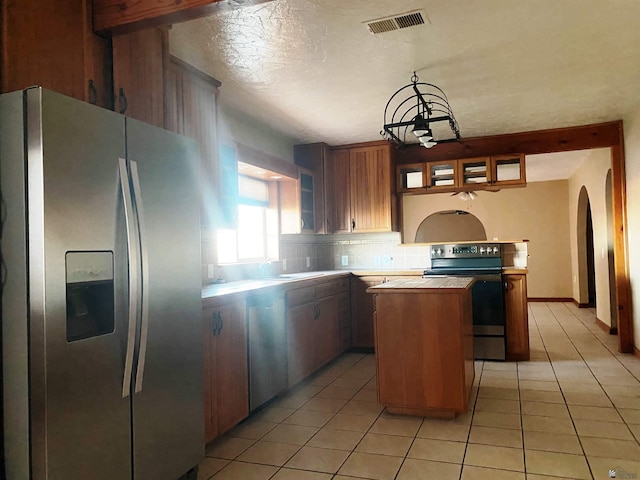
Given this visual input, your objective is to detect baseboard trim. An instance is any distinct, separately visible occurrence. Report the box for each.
[570,299,591,308]
[634,346,640,360]
[527,297,574,303]
[594,317,617,335]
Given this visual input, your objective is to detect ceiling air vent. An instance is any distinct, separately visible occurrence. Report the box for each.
[364,10,427,35]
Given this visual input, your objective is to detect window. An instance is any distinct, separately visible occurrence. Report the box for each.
[216,174,279,264]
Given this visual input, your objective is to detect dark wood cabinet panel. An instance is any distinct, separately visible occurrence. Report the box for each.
[1,0,111,107]
[203,300,248,443]
[112,27,167,127]
[287,302,316,388]
[326,148,351,233]
[505,274,530,361]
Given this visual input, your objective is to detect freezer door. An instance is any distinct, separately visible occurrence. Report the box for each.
[28,89,133,479]
[126,118,204,480]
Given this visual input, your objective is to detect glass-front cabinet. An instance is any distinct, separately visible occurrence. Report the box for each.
[397,163,426,193]
[458,157,491,189]
[426,160,457,192]
[492,154,526,186]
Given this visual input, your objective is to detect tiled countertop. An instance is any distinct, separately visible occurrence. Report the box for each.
[367,277,474,292]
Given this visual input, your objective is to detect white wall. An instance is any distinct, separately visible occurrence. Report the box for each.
[624,103,640,349]
[403,181,573,299]
[567,148,613,326]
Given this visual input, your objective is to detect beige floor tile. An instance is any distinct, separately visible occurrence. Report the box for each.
[363,378,377,390]
[472,411,521,430]
[338,452,403,480]
[270,468,332,480]
[236,441,300,466]
[290,384,324,397]
[574,418,635,440]
[300,397,348,413]
[284,445,349,473]
[521,401,570,418]
[518,389,565,404]
[198,457,229,480]
[477,386,519,400]
[417,419,470,442]
[480,377,519,389]
[396,458,461,480]
[524,450,591,480]
[227,420,278,440]
[559,381,605,394]
[352,389,378,402]
[205,436,256,460]
[468,425,522,448]
[314,386,359,400]
[518,380,560,392]
[339,399,385,416]
[329,377,369,389]
[523,431,582,454]
[306,427,365,451]
[281,409,334,428]
[602,384,640,397]
[587,456,640,480]
[355,433,412,457]
[580,436,640,460]
[568,405,623,422]
[596,374,640,386]
[251,406,296,423]
[629,423,640,442]
[474,397,521,414]
[261,424,319,445]
[464,443,524,472]
[619,408,640,424]
[526,475,578,480]
[484,361,518,372]
[408,437,466,464]
[461,465,525,480]
[563,391,613,407]
[272,394,312,409]
[610,394,640,409]
[369,416,422,437]
[324,413,378,432]
[211,461,278,480]
[305,375,336,387]
[482,370,518,380]
[521,414,575,435]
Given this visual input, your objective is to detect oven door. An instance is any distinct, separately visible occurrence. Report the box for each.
[423,269,506,360]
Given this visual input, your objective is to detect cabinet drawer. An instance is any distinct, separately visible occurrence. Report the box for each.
[316,277,350,299]
[286,285,316,307]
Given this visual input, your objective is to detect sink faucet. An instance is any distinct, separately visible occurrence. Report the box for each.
[259,260,272,278]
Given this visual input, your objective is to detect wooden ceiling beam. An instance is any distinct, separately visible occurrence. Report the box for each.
[93,0,273,35]
[397,121,623,164]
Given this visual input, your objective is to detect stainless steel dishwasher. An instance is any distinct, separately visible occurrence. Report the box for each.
[247,291,288,411]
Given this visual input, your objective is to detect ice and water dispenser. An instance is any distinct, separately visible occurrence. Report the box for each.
[65,251,115,342]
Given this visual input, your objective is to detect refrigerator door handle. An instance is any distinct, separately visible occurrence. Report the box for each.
[130,160,150,394]
[119,157,140,398]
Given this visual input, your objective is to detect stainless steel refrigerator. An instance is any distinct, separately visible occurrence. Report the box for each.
[1,88,204,480]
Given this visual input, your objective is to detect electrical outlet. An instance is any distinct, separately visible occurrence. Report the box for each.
[341,255,349,266]
[207,264,215,278]
[282,259,287,271]
[306,257,311,268]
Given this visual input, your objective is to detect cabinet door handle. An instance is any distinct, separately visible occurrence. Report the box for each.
[218,315,224,334]
[117,87,128,114]
[351,218,356,230]
[211,312,218,336]
[88,79,97,105]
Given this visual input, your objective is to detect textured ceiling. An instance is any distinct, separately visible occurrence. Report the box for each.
[169,0,640,181]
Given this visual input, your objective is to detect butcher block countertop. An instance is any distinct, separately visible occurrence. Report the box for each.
[367,277,474,293]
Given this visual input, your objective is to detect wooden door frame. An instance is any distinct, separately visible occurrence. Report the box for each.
[398,121,633,353]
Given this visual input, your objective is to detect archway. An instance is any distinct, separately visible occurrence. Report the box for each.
[415,210,487,243]
[577,187,596,307]
[606,170,618,332]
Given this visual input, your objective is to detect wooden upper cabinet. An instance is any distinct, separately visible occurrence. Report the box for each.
[294,143,328,234]
[326,148,352,233]
[491,154,526,186]
[458,157,492,189]
[112,27,167,128]
[324,143,397,233]
[1,0,111,107]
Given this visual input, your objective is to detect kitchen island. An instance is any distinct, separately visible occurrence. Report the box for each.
[368,277,475,418]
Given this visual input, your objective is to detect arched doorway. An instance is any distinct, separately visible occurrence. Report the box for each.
[415,210,487,243]
[606,170,618,332]
[577,187,596,307]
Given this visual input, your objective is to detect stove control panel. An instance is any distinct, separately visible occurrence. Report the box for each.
[431,244,501,259]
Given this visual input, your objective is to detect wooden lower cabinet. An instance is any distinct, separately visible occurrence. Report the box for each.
[373,289,475,416]
[505,274,530,361]
[203,299,249,443]
[286,276,350,387]
[351,275,410,348]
